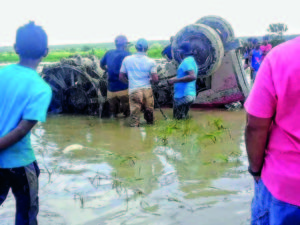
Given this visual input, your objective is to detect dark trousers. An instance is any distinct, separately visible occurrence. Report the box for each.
[0,161,40,225]
[173,97,194,120]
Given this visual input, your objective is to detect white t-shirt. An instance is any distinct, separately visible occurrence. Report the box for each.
[120,52,157,93]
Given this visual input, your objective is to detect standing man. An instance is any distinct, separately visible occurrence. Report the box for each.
[161,36,174,61]
[260,35,272,61]
[245,37,300,224]
[167,42,197,120]
[249,38,263,82]
[119,39,159,127]
[100,35,131,118]
[0,22,52,225]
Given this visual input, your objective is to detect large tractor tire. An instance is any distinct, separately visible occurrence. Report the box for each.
[196,16,235,44]
[42,65,104,116]
[172,24,224,77]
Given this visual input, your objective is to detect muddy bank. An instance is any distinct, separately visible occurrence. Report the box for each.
[0,109,252,225]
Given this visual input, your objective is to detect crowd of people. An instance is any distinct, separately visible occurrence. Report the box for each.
[0,22,198,224]
[243,36,273,82]
[2,20,300,225]
[100,35,196,126]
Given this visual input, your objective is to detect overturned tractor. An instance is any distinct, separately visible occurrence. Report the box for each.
[42,16,250,116]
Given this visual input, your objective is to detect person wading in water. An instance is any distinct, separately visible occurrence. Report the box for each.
[167,42,197,120]
[119,39,159,127]
[100,35,131,118]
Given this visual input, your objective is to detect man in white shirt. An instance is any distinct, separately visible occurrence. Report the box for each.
[119,39,159,127]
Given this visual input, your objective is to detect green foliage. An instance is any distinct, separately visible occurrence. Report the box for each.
[267,23,288,36]
[0,43,164,63]
[152,117,230,147]
[81,45,92,52]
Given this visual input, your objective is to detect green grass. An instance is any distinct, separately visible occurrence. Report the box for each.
[0,44,164,63]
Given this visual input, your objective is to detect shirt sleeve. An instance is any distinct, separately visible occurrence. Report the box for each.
[182,58,195,74]
[22,85,52,123]
[149,60,157,74]
[120,58,127,73]
[244,58,277,118]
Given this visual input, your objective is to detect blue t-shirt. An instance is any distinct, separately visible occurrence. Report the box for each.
[162,45,172,60]
[251,49,263,72]
[100,49,131,92]
[0,64,52,168]
[174,56,198,99]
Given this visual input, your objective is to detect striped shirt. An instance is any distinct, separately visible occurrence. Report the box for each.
[120,52,157,93]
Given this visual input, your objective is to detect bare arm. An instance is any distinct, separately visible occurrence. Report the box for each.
[119,72,128,84]
[0,120,37,151]
[245,113,272,177]
[168,70,196,85]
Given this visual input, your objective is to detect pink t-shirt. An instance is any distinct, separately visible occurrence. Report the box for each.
[245,37,300,206]
[260,44,272,61]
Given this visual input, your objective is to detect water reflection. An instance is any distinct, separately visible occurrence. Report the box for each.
[1,109,252,225]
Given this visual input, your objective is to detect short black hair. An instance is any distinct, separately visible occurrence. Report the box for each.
[15,21,48,59]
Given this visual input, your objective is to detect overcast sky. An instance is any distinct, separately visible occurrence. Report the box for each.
[0,0,298,46]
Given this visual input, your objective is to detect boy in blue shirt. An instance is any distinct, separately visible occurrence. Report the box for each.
[0,22,52,225]
[167,42,197,119]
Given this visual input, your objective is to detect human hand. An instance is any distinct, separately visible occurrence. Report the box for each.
[168,78,176,85]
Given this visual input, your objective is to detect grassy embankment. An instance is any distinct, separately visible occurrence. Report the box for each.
[0,43,164,63]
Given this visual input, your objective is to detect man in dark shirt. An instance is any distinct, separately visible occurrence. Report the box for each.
[100,35,131,118]
[161,36,174,61]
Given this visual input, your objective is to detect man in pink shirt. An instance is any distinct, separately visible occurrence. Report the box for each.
[260,35,272,61]
[245,37,300,224]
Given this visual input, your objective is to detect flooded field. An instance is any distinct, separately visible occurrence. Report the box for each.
[0,109,252,225]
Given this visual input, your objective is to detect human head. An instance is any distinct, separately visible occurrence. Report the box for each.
[115,35,130,50]
[178,42,193,59]
[252,38,259,49]
[263,35,269,45]
[14,21,48,61]
[135,38,148,52]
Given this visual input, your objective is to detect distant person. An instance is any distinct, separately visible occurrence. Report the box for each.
[119,39,159,127]
[161,36,174,61]
[249,39,263,82]
[167,42,197,119]
[245,36,300,225]
[0,22,52,225]
[100,35,131,118]
[244,38,254,70]
[243,43,251,70]
[260,35,272,61]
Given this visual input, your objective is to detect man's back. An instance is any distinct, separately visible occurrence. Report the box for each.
[101,49,130,92]
[0,64,51,168]
[245,37,300,206]
[121,53,156,92]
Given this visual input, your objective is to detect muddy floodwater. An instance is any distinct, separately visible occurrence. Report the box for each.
[0,109,253,225]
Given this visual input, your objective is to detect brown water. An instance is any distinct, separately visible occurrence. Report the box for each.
[0,109,253,225]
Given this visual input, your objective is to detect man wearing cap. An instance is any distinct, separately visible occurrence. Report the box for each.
[100,35,131,118]
[0,22,52,224]
[119,39,159,127]
[167,42,197,119]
